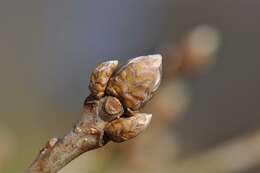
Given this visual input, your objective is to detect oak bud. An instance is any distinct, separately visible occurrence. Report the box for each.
[104,113,152,143]
[89,60,118,98]
[100,96,124,122]
[106,55,162,110]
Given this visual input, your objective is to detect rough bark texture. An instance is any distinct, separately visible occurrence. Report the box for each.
[28,99,105,173]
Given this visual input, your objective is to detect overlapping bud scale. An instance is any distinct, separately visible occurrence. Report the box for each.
[88,55,162,143]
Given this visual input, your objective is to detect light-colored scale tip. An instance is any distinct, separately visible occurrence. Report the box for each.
[148,54,162,92]
[129,54,162,67]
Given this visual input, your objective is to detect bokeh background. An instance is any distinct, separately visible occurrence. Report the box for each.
[1,0,260,172]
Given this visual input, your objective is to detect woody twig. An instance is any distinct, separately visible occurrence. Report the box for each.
[27,55,162,173]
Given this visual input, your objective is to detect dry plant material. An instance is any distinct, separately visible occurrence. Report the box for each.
[27,54,162,173]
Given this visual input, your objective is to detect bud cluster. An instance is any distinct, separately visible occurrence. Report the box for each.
[88,54,162,142]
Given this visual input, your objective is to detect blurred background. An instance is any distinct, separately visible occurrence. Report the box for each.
[1,0,260,172]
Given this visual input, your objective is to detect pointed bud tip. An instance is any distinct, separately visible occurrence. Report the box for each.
[144,113,152,123]
[107,60,119,65]
[129,54,162,68]
[148,54,162,64]
[140,113,152,129]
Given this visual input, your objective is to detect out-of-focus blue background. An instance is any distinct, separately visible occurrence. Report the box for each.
[1,1,260,172]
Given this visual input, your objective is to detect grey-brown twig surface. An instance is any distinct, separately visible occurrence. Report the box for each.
[27,55,162,173]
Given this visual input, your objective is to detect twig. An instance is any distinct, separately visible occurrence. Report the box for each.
[27,55,162,173]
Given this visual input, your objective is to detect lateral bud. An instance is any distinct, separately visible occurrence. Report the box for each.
[89,60,118,98]
[100,96,124,122]
[104,112,152,143]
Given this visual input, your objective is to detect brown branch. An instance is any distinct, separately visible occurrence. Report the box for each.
[27,55,162,173]
[28,98,107,173]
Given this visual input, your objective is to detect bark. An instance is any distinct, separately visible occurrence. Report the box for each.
[27,98,109,173]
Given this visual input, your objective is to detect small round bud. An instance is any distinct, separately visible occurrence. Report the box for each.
[99,96,124,122]
[89,60,118,98]
[104,96,123,116]
[106,55,162,110]
[104,113,152,143]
